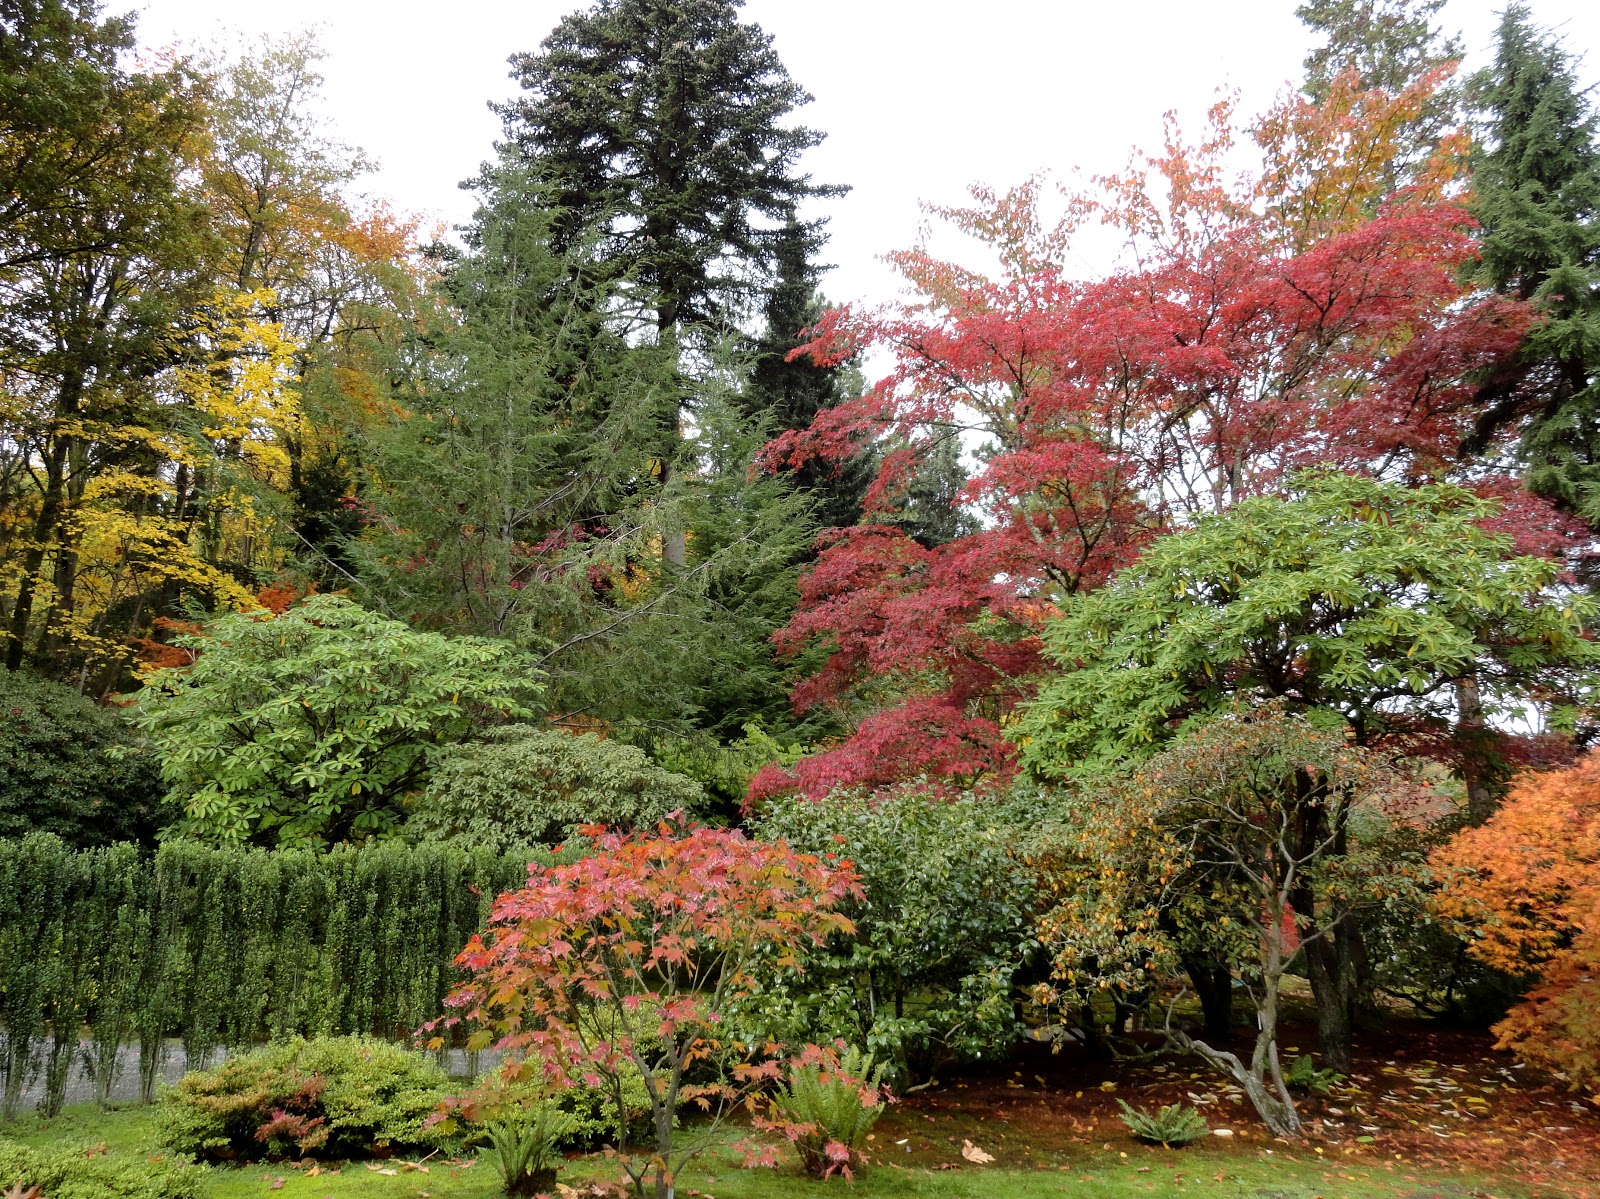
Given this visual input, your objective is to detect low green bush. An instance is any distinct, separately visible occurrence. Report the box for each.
[1283,1054,1345,1095]
[0,1136,202,1199]
[462,1057,656,1151]
[0,669,168,847]
[746,786,1038,1082]
[558,1065,656,1148]
[156,1036,454,1161]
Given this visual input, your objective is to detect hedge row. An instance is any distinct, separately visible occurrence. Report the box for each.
[0,835,548,1119]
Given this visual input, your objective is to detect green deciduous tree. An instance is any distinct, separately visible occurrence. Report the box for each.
[1031,703,1423,1136]
[0,0,215,679]
[1020,473,1596,775]
[1018,472,1599,1065]
[131,594,543,847]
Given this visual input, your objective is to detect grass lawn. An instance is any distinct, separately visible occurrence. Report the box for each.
[0,1102,1539,1199]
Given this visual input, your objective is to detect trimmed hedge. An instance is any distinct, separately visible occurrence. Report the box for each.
[0,835,558,1118]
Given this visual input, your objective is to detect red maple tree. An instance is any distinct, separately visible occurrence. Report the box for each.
[431,822,860,1199]
[752,78,1539,803]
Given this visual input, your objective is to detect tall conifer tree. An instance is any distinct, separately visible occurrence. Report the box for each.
[1465,4,1600,528]
[743,219,870,532]
[495,0,842,338]
[1298,0,1461,98]
[494,0,843,568]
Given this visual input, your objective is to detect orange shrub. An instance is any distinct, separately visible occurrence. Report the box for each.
[1434,754,1600,1090]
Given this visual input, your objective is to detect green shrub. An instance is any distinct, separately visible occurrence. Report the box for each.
[411,726,706,850]
[0,1136,202,1199]
[156,1036,454,1161]
[557,1063,656,1148]
[0,669,167,847]
[450,1057,656,1155]
[769,1048,888,1179]
[746,787,1038,1081]
[131,594,543,847]
[1117,1100,1209,1147]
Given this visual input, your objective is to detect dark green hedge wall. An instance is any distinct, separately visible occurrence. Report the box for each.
[0,835,547,1118]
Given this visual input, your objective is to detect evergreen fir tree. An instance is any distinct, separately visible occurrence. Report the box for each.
[1298,0,1461,99]
[1465,4,1600,526]
[352,161,815,737]
[1296,0,1463,199]
[494,0,843,338]
[744,218,872,532]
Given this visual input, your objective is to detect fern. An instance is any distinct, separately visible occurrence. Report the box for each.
[1117,1099,1209,1147]
[1284,1055,1345,1095]
[771,1048,888,1178]
[486,1103,577,1196]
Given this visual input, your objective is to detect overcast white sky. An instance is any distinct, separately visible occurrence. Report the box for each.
[132,0,1600,311]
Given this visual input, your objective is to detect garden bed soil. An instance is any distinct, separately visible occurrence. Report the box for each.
[866,1023,1600,1196]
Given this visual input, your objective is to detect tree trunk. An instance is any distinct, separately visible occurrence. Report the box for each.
[1454,674,1498,825]
[1301,930,1355,1073]
[1173,967,1299,1138]
[1183,954,1234,1042]
[1289,772,1358,1072]
[654,304,687,570]
[5,432,74,670]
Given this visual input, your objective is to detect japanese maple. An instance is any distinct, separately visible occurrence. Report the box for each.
[1434,754,1600,1091]
[752,72,1534,802]
[431,822,860,1199]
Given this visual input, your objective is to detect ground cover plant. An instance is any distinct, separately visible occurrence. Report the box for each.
[0,1133,203,1199]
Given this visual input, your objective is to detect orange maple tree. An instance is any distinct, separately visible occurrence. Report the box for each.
[1434,754,1600,1092]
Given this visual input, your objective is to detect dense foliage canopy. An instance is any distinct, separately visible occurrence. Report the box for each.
[411,726,706,851]
[1018,472,1597,778]
[132,595,542,846]
[0,668,165,845]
